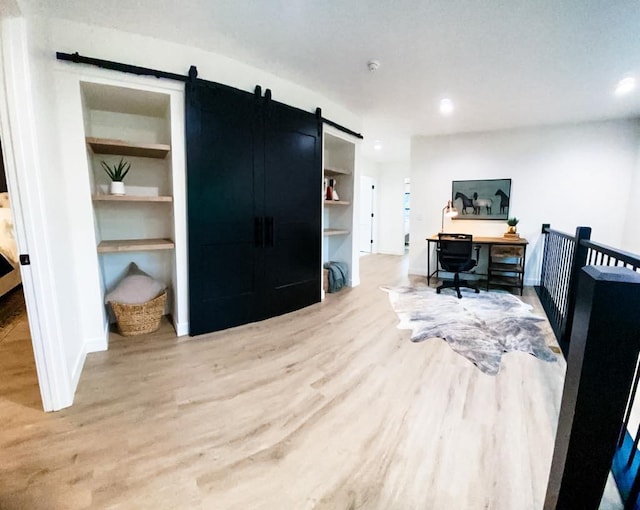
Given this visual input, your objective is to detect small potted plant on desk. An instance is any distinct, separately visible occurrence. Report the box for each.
[505,217,519,238]
[101,158,131,195]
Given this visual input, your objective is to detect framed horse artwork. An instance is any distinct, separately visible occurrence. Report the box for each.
[452,178,511,220]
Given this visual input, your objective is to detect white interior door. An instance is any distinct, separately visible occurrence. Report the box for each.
[0,18,64,410]
[359,176,375,253]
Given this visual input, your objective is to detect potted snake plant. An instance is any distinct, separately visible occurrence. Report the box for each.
[506,217,519,235]
[101,158,131,195]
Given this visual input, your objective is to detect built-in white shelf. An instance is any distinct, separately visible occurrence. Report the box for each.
[323,229,350,237]
[322,128,358,298]
[324,167,351,176]
[86,137,171,159]
[92,194,173,203]
[97,238,175,253]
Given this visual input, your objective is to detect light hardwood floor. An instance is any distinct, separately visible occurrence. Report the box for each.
[0,254,621,509]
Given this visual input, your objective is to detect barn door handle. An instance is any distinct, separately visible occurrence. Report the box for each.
[265,216,275,247]
[254,217,265,247]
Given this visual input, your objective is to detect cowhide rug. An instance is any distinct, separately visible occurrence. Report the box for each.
[385,286,557,375]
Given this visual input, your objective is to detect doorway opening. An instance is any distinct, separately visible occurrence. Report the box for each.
[359,175,376,255]
[0,138,39,410]
[404,178,410,253]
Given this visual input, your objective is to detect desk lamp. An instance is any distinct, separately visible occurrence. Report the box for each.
[441,200,458,232]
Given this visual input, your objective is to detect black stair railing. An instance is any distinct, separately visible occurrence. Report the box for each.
[537,224,640,509]
[535,225,591,356]
[544,265,640,509]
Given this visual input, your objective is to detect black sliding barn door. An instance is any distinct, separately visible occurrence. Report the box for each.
[186,80,321,335]
[262,102,322,318]
[186,82,264,335]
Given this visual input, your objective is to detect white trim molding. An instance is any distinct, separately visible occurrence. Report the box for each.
[0,17,73,410]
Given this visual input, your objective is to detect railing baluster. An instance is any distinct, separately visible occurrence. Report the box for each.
[628,420,640,468]
[535,226,591,351]
[626,468,640,510]
[619,355,640,448]
[550,236,560,312]
[561,228,591,348]
[561,240,568,313]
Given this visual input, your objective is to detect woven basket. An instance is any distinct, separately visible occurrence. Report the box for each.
[110,290,167,336]
[323,268,330,293]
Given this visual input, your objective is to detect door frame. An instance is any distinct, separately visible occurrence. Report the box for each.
[0,17,70,411]
[359,175,377,254]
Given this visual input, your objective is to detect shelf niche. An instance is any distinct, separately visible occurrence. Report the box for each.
[322,130,357,296]
[81,80,178,332]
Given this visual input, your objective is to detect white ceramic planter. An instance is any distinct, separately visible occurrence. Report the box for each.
[110,181,126,195]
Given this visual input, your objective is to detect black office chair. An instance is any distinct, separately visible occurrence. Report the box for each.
[436,233,480,299]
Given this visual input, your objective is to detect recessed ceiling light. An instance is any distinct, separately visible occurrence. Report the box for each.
[615,77,636,96]
[440,98,454,115]
[373,141,383,151]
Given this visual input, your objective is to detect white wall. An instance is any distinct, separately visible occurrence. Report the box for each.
[50,18,360,132]
[359,156,379,178]
[377,162,409,255]
[623,149,640,254]
[410,119,640,283]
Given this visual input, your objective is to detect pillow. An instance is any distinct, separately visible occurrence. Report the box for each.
[105,262,165,304]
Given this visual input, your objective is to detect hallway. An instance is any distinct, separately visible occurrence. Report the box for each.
[0,254,582,509]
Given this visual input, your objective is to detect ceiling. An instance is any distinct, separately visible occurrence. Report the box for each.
[20,0,640,162]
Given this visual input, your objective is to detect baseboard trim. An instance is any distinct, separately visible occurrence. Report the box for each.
[86,322,109,353]
[70,324,109,395]
[175,321,189,337]
[70,344,88,396]
[378,250,405,256]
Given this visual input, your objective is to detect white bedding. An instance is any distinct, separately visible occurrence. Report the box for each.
[0,192,20,297]
[0,207,18,265]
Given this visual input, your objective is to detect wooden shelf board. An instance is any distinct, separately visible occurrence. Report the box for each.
[98,238,175,253]
[92,194,173,203]
[86,137,171,159]
[324,167,352,176]
[324,200,351,206]
[488,263,524,273]
[488,276,523,287]
[323,229,350,237]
